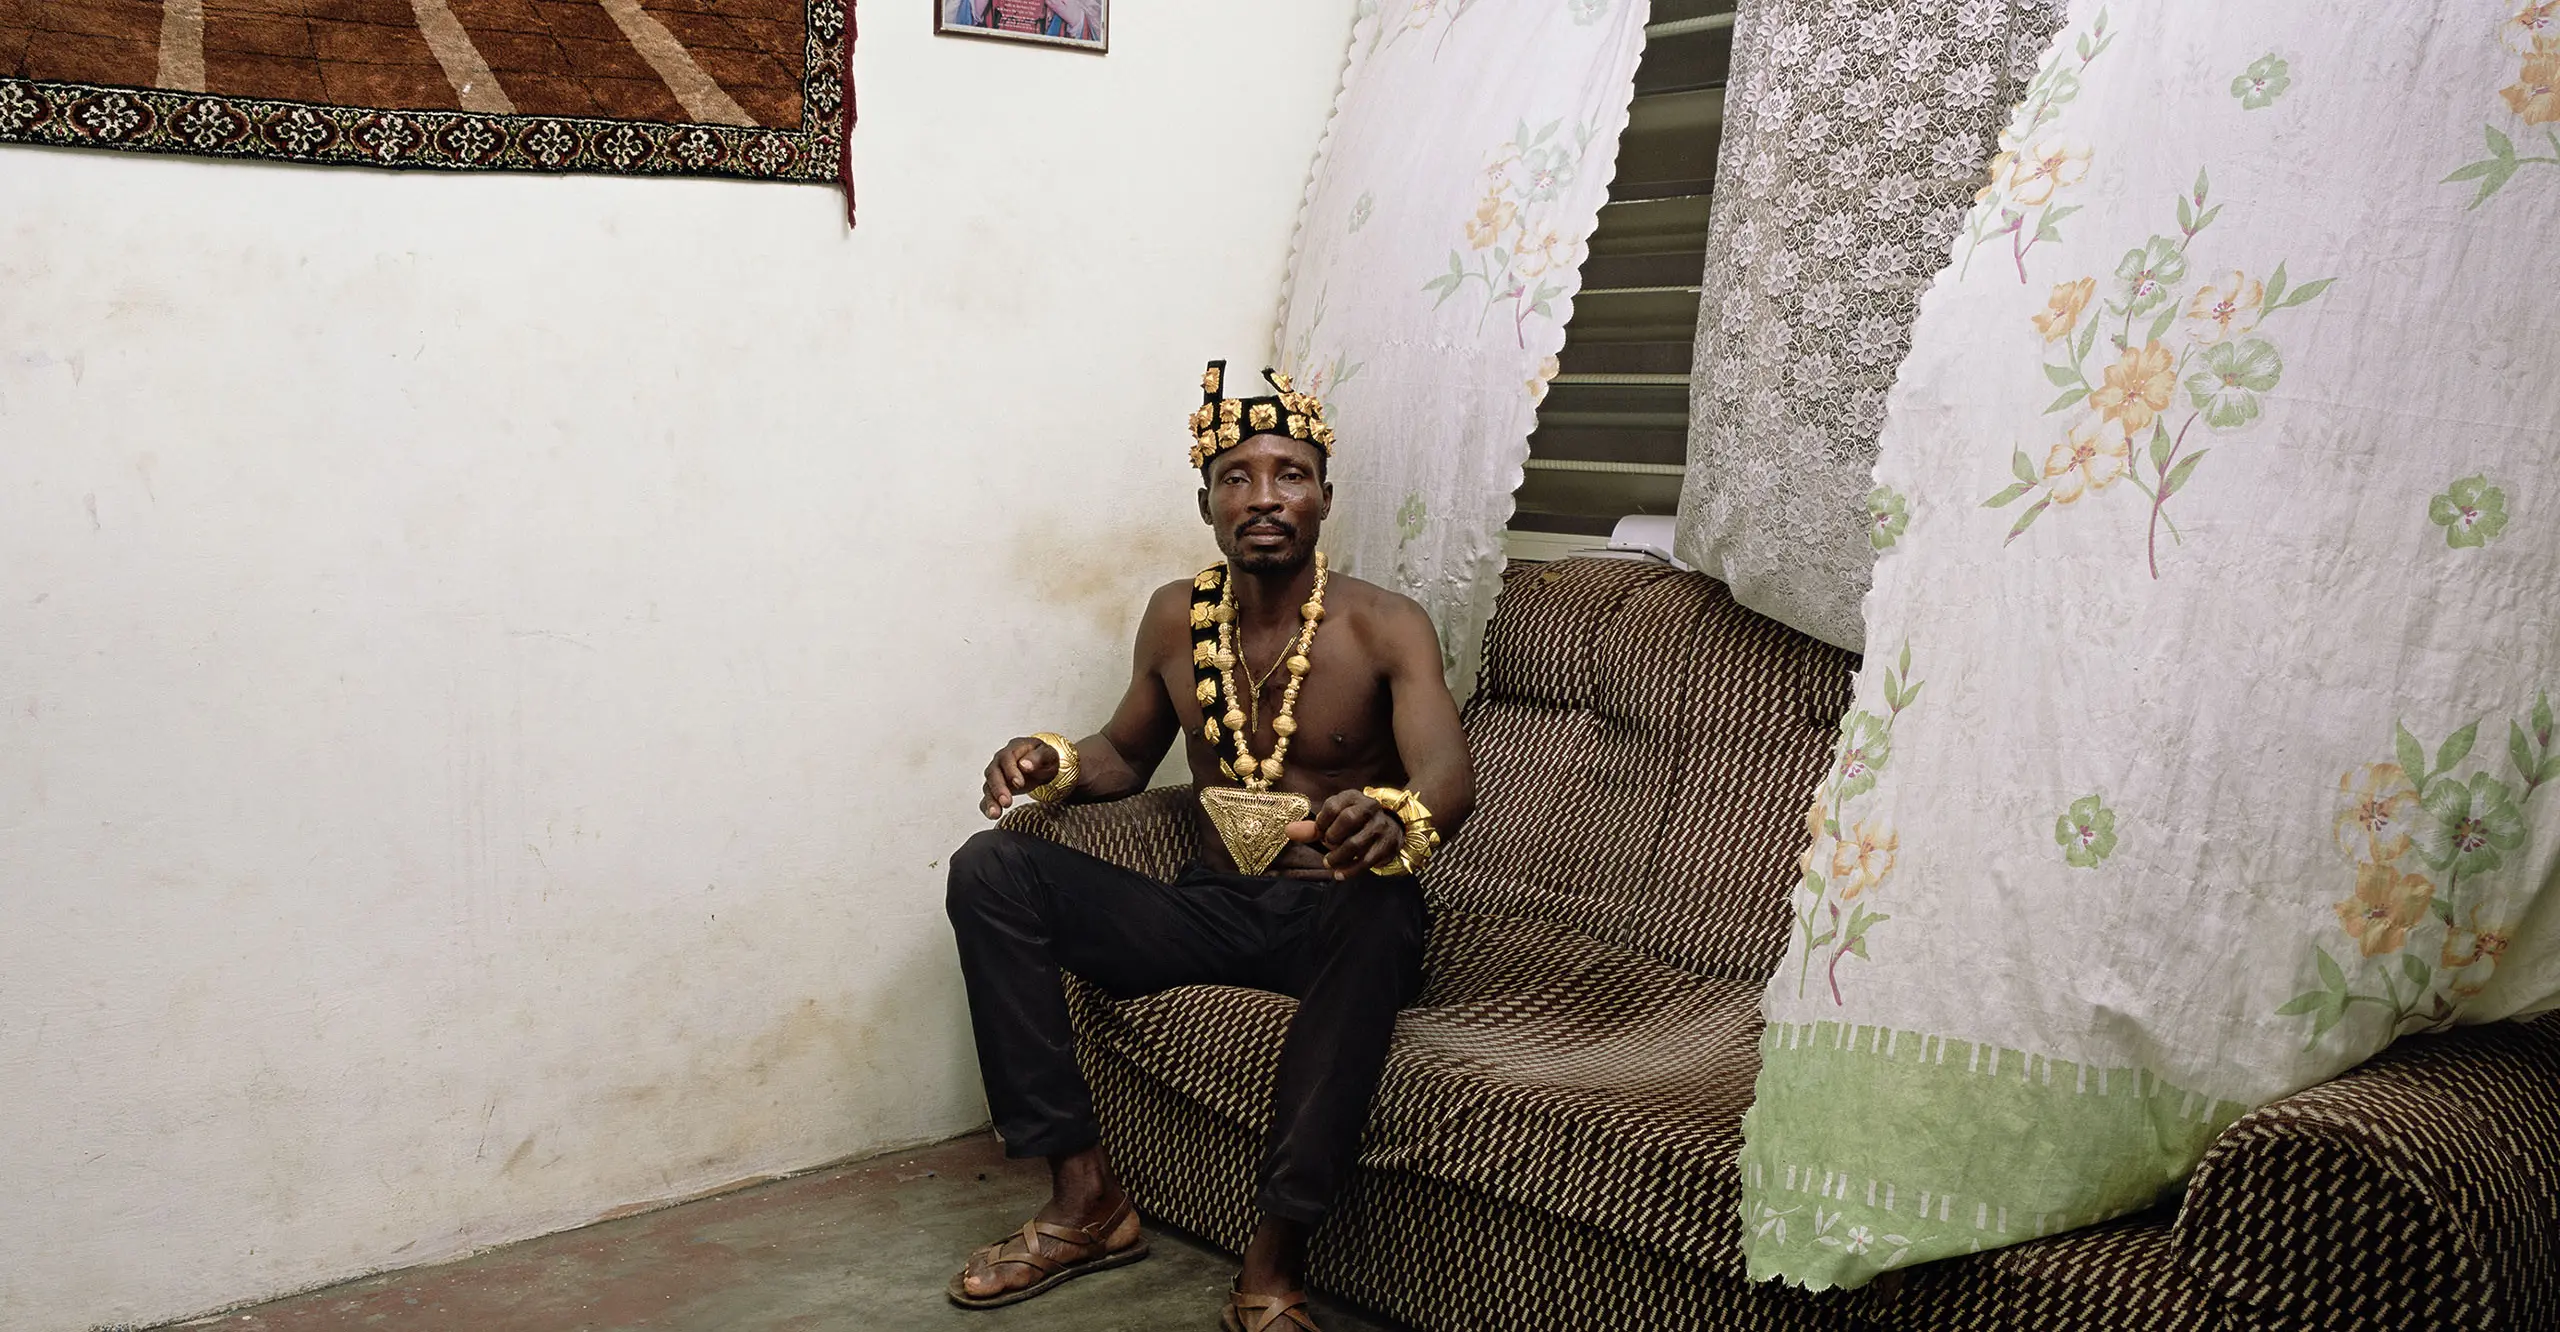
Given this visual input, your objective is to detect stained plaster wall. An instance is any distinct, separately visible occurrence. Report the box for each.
[0,4,1357,1325]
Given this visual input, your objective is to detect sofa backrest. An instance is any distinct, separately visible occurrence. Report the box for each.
[1427,558,1855,983]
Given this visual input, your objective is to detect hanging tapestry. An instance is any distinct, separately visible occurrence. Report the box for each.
[1739,0,2560,1291]
[0,0,851,192]
[1274,0,1649,698]
[1672,0,2063,653]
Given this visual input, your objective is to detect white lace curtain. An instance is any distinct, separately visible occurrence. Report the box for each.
[1277,0,1650,697]
[1674,0,2062,652]
[1742,0,2560,1287]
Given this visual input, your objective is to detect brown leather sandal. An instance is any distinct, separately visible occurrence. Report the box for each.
[1220,1286,1321,1332]
[946,1194,1149,1310]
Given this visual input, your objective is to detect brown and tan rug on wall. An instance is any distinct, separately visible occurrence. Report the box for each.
[0,0,851,197]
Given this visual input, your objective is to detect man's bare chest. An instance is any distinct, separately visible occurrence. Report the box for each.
[1158,638,1395,776]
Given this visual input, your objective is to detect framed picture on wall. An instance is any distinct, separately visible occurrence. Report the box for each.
[936,0,1109,51]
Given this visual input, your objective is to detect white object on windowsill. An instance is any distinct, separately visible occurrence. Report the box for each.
[1502,515,1692,568]
[1603,515,1689,569]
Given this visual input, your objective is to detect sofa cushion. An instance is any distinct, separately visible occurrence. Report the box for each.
[1432,560,1852,983]
[1846,1208,2218,1332]
[1071,1034,1873,1332]
[2170,1013,2560,1332]
[1002,785,1209,884]
[1070,908,1766,1272]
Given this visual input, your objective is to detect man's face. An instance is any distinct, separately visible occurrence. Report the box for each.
[1199,435,1331,575]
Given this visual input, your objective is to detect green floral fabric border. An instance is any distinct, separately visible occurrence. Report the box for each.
[1740,1019,2246,1290]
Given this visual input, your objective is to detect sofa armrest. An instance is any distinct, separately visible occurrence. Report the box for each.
[997,785,1208,883]
[2171,1013,2560,1331]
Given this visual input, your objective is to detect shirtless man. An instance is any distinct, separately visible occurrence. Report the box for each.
[944,362,1474,1332]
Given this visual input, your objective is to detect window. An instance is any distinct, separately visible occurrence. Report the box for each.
[1505,1,1732,561]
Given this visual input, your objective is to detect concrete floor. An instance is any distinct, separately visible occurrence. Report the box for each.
[182,1133,1408,1332]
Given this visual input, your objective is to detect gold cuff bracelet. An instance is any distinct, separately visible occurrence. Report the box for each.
[1028,732,1081,805]
[1360,785,1442,877]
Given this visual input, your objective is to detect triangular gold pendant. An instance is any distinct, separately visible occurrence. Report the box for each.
[1197,786,1311,875]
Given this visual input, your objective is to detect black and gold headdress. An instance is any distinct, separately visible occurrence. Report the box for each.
[1187,360,1337,469]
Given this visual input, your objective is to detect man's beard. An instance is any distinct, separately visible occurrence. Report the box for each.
[1225,519,1313,575]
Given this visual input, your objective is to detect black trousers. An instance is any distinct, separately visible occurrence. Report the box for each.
[945,827,1427,1226]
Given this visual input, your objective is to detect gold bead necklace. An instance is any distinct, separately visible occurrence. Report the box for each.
[1213,552,1326,791]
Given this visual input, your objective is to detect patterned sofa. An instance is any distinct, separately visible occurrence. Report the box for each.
[1001,557,2560,1332]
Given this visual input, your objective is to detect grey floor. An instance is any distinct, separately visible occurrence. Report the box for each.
[184,1132,1408,1332]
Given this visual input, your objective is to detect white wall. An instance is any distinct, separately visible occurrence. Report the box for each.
[0,6,1354,1326]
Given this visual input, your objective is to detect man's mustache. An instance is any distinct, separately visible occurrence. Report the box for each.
[1236,518,1297,541]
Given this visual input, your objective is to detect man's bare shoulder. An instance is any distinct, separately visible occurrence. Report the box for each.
[1322,573,1440,656]
[1322,571,1427,620]
[1145,576,1202,608]
[1134,574,1218,654]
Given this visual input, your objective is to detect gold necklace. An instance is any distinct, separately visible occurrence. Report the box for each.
[1238,642,1286,739]
[1195,553,1328,873]
[1242,645,1281,702]
[1216,551,1325,788]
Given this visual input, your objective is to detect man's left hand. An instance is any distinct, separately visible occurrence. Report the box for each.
[1284,791,1405,880]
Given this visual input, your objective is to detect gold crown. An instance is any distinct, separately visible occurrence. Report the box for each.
[1187,360,1336,469]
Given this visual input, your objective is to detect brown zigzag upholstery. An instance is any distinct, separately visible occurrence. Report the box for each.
[2172,1012,2560,1331]
[1429,559,1851,982]
[1849,1206,2218,1331]
[1070,911,1765,1272]
[1000,784,1207,883]
[1073,1036,1870,1332]
[1000,558,2560,1331]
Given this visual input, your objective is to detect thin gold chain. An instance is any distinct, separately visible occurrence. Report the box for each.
[1238,637,1285,739]
[1213,553,1327,790]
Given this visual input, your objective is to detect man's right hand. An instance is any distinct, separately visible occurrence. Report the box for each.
[981,737,1060,820]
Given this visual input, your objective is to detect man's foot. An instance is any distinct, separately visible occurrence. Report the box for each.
[945,1193,1148,1309]
[1221,1285,1320,1332]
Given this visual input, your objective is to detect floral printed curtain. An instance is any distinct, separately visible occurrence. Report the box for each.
[1277,0,1650,696]
[1740,0,2560,1289]
[1673,0,2064,652]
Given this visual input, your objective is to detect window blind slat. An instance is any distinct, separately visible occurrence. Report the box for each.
[1509,1,1731,557]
